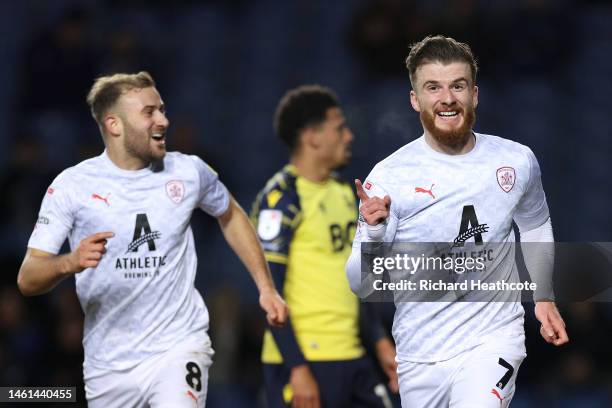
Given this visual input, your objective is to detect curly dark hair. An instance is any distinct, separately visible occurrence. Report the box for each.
[274,85,339,153]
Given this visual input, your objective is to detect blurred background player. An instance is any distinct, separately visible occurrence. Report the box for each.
[17,71,287,407]
[347,35,569,407]
[251,85,398,408]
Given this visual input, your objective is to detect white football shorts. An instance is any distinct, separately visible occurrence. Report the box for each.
[85,337,214,408]
[398,326,526,407]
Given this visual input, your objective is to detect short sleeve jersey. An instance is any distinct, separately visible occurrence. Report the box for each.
[28,151,230,372]
[252,165,364,362]
[352,133,549,362]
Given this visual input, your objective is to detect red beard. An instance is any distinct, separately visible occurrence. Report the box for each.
[421,105,476,149]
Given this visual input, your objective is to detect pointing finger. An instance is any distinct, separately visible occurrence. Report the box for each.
[354,179,370,202]
[89,231,115,243]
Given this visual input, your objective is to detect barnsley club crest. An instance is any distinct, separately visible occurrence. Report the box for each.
[496,167,516,193]
[166,180,185,204]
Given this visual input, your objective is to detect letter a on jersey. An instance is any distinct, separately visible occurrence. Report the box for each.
[452,205,489,248]
[126,213,162,253]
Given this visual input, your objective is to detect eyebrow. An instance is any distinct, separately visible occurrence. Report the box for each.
[422,78,470,88]
[141,103,165,112]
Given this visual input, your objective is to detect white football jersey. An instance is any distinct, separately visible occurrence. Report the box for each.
[28,151,230,372]
[348,133,550,362]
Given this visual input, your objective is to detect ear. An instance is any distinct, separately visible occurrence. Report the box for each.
[472,85,479,109]
[410,89,421,112]
[103,114,122,137]
[301,127,321,149]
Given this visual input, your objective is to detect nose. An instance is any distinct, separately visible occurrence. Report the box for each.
[155,110,170,129]
[344,128,354,143]
[440,87,457,106]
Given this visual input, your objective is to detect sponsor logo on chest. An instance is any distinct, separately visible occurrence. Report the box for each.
[114,213,166,279]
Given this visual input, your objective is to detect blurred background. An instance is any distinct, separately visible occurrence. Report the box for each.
[0,0,611,406]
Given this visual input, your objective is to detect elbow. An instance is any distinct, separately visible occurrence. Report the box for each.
[17,274,33,297]
[350,280,372,300]
[347,269,362,296]
[348,280,359,296]
[17,268,38,297]
[345,260,359,295]
[345,255,368,298]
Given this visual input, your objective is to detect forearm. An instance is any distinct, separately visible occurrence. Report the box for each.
[266,262,306,368]
[348,207,398,297]
[270,318,307,368]
[347,244,389,299]
[17,250,76,296]
[346,246,369,297]
[520,217,555,301]
[218,197,276,292]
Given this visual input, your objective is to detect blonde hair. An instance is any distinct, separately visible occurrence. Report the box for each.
[86,71,155,125]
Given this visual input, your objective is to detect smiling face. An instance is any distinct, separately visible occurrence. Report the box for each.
[111,87,169,167]
[410,61,478,149]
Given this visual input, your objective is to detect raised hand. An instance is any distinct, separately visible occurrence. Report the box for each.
[355,179,391,226]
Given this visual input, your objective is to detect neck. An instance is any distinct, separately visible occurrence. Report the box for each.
[290,154,332,183]
[424,131,475,155]
[106,142,149,170]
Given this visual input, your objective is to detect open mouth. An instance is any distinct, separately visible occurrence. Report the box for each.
[436,110,460,118]
[151,133,165,142]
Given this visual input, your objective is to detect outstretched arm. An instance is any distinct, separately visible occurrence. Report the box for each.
[217,196,287,327]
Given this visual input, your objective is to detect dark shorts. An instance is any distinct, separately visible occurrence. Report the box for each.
[263,357,390,408]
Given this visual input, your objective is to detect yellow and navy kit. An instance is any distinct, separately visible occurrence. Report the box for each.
[251,164,364,365]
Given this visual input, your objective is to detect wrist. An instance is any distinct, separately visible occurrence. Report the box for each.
[375,337,394,355]
[376,335,392,347]
[290,364,310,377]
[60,253,79,275]
[258,283,277,295]
[366,221,388,241]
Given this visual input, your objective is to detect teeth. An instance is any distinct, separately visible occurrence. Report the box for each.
[152,133,164,140]
[438,111,458,117]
